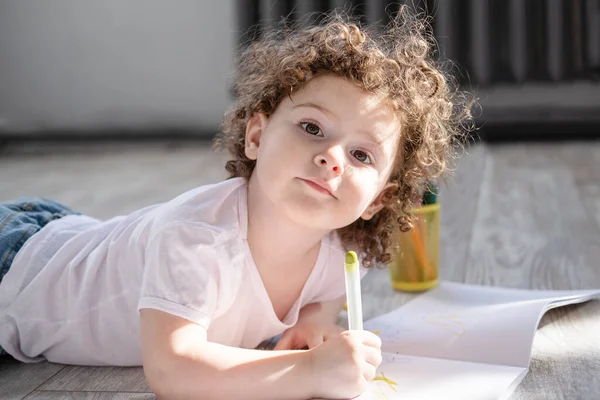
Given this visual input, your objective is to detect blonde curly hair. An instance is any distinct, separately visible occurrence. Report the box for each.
[214,6,473,268]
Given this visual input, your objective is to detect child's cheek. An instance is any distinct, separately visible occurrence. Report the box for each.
[349,170,380,204]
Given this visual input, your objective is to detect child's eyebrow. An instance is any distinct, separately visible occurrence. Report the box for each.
[354,128,379,142]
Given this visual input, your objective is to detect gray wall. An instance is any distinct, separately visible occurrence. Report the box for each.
[0,0,234,136]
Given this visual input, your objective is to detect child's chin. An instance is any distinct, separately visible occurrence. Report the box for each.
[288,209,331,228]
[292,211,354,231]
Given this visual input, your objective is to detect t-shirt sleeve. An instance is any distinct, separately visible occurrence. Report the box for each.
[137,224,236,330]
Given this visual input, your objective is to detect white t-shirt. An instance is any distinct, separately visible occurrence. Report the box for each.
[0,177,365,366]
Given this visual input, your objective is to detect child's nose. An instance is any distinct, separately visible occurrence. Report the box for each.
[314,148,344,176]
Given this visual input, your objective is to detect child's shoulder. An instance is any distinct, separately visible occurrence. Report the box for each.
[170,177,246,209]
[145,177,248,242]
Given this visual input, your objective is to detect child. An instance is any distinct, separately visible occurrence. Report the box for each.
[0,6,470,400]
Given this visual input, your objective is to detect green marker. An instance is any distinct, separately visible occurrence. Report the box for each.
[344,251,363,330]
[422,181,438,205]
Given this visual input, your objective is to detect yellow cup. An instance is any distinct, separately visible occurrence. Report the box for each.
[388,203,440,292]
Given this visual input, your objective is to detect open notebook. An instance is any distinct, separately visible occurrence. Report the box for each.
[357,282,600,400]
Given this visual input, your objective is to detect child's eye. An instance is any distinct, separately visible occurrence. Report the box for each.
[350,150,372,164]
[300,122,323,137]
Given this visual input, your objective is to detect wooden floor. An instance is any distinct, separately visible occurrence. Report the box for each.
[0,139,599,399]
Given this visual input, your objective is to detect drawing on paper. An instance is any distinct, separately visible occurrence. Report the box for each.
[423,313,465,336]
[373,372,398,391]
[367,372,398,400]
[370,384,390,400]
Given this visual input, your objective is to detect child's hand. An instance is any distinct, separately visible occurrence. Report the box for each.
[274,320,344,350]
[275,299,346,350]
[309,330,382,399]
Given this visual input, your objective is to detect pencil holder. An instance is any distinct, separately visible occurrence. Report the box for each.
[388,203,440,292]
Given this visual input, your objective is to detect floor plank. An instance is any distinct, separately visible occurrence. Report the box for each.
[569,144,600,242]
[0,358,65,400]
[437,142,487,282]
[0,141,229,219]
[465,143,600,289]
[38,366,150,392]
[23,392,156,400]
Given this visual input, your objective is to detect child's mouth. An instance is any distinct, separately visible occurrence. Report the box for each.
[298,178,336,198]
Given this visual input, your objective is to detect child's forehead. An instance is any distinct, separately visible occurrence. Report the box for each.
[287,75,401,137]
[290,75,390,108]
[292,74,376,98]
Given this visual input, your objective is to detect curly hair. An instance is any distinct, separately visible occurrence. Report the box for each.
[213,5,474,268]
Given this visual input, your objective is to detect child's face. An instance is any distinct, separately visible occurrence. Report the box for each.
[245,74,401,231]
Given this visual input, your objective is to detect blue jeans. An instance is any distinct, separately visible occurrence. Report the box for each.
[0,197,80,356]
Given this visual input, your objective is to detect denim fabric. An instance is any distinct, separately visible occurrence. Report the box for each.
[0,197,80,356]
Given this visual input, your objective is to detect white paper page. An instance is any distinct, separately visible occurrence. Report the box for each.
[355,353,527,400]
[364,282,600,368]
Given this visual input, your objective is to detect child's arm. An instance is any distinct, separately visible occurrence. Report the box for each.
[275,298,346,350]
[140,308,381,400]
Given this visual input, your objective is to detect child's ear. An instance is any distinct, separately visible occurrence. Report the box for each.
[361,182,396,220]
[245,112,268,160]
